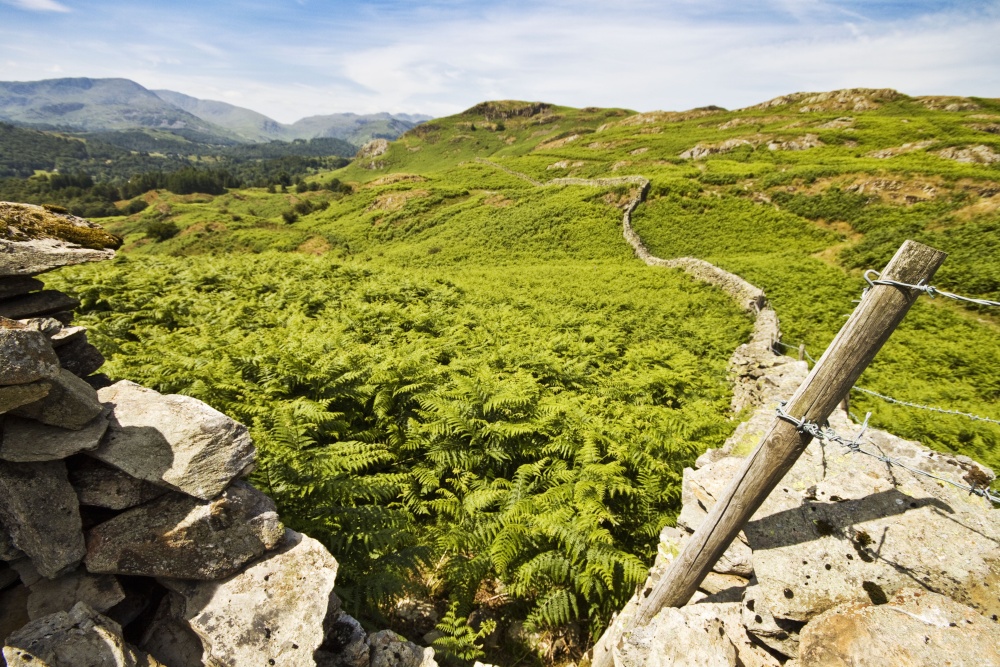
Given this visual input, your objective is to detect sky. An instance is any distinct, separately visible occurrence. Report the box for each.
[1,0,999,123]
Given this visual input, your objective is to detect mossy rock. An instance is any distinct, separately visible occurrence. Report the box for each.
[0,201,122,251]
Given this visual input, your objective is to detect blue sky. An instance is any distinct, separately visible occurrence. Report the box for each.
[1,0,998,122]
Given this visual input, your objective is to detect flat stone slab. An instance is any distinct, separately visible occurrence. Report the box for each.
[69,457,167,510]
[798,588,1000,666]
[0,327,60,386]
[0,409,109,462]
[1,200,118,276]
[0,290,80,320]
[0,380,51,414]
[9,367,104,429]
[85,481,283,580]
[0,276,43,300]
[162,530,339,666]
[2,601,161,667]
[0,460,84,578]
[56,336,105,378]
[94,381,255,500]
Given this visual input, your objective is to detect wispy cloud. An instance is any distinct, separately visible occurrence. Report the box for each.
[0,0,997,121]
[3,0,71,12]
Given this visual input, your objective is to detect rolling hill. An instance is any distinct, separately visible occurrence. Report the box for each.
[44,88,1000,664]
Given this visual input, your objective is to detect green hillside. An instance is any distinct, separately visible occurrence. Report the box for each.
[47,89,1000,665]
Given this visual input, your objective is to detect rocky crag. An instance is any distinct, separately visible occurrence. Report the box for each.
[0,202,438,667]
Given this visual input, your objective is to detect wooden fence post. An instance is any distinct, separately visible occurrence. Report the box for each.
[798,343,806,361]
[590,240,947,667]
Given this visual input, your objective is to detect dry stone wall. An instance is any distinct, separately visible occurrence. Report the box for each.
[0,203,438,667]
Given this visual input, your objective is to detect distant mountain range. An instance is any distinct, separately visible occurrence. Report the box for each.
[0,77,432,147]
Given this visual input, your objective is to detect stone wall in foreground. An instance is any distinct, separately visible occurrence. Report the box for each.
[593,314,1000,667]
[0,203,437,667]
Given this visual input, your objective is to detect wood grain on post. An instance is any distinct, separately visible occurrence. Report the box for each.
[590,240,947,667]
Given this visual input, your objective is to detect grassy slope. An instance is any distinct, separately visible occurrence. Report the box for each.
[82,91,1000,472]
[47,91,1000,662]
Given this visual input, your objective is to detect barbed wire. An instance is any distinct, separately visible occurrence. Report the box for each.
[771,341,999,426]
[863,269,1000,308]
[851,387,1000,426]
[775,404,1000,505]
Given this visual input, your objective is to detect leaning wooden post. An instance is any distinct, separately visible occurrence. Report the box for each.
[591,240,946,667]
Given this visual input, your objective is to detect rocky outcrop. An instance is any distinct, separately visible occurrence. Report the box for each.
[593,308,1000,667]
[0,207,438,667]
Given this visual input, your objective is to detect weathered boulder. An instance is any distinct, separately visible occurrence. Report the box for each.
[0,460,84,579]
[8,367,104,429]
[798,588,1000,666]
[161,530,339,666]
[12,559,124,620]
[0,276,42,300]
[85,481,283,580]
[2,601,162,667]
[68,457,167,510]
[0,290,80,320]
[0,326,60,386]
[93,381,255,500]
[367,630,438,667]
[741,582,801,659]
[55,335,105,378]
[0,380,51,414]
[0,409,109,462]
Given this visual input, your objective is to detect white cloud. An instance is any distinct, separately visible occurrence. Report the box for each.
[3,0,71,12]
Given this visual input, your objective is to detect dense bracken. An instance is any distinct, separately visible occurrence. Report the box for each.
[46,89,1000,664]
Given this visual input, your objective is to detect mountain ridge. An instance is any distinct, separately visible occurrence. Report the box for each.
[0,77,432,147]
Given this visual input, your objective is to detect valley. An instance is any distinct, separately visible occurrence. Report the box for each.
[21,88,1000,664]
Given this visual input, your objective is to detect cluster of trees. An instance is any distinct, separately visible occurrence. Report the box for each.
[0,123,355,216]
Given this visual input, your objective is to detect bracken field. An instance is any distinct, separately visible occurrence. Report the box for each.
[43,88,1000,665]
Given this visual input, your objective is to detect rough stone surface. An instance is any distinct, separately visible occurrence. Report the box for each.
[56,335,105,377]
[0,518,22,561]
[798,588,1000,666]
[741,582,801,659]
[613,602,738,667]
[162,530,338,666]
[139,593,214,667]
[741,418,1000,623]
[0,585,30,647]
[315,610,370,667]
[367,630,439,667]
[18,561,125,620]
[69,457,167,510]
[85,481,283,580]
[0,238,115,278]
[0,380,51,414]
[8,367,103,429]
[2,601,162,666]
[94,381,256,500]
[0,276,43,300]
[50,325,87,348]
[0,408,109,462]
[0,460,84,579]
[0,290,80,320]
[0,561,18,589]
[0,327,60,386]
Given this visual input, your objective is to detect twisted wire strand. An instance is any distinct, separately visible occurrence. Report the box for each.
[863,269,1000,308]
[775,405,1000,505]
[851,386,1000,426]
